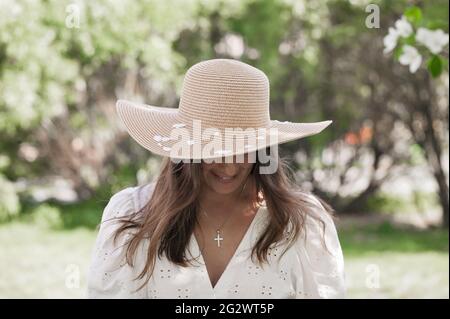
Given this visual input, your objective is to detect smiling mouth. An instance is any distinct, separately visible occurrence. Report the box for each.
[212,172,237,182]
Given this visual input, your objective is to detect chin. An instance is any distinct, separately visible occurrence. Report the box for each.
[209,185,239,195]
[208,172,242,193]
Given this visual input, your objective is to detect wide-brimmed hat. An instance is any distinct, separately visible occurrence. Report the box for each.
[116,58,332,161]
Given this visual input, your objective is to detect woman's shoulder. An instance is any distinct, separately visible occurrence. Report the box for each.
[295,192,340,252]
[100,182,157,223]
[100,186,136,223]
[303,193,336,229]
[134,181,157,210]
[291,192,346,298]
[87,182,157,298]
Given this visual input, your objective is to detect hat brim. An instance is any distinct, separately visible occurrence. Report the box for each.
[116,99,332,160]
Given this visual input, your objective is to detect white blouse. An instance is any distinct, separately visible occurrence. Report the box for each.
[87,182,346,299]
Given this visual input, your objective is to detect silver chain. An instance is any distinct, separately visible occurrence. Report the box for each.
[198,177,249,241]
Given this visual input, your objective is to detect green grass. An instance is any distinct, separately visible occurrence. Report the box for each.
[0,222,96,298]
[0,216,448,298]
[345,252,448,298]
[339,221,449,256]
[338,220,449,298]
[16,196,107,230]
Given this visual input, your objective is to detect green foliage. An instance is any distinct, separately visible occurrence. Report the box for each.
[385,2,448,76]
[366,193,406,214]
[30,204,63,230]
[17,195,104,230]
[0,175,20,222]
[340,221,449,256]
[0,0,448,227]
[0,0,207,202]
[227,0,291,69]
[404,6,423,26]
[56,199,104,230]
[366,191,438,215]
[428,54,444,78]
[408,143,426,165]
[393,45,403,60]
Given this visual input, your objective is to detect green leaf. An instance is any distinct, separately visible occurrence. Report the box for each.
[394,45,403,60]
[404,34,416,46]
[404,6,423,26]
[428,55,443,78]
[425,20,448,30]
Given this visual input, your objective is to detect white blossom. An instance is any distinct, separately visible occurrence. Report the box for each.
[383,16,413,54]
[399,45,422,73]
[383,27,400,53]
[416,27,449,54]
[395,16,413,38]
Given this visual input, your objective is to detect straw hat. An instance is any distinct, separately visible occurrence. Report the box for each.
[116,58,332,161]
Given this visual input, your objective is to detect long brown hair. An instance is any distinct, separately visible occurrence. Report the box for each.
[111,147,335,292]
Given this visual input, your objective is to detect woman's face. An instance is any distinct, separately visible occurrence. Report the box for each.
[201,153,255,195]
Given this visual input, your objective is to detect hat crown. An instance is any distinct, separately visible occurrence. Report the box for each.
[178,59,271,129]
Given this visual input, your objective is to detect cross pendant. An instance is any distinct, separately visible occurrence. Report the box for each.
[214,230,224,248]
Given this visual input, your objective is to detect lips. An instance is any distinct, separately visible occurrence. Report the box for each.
[212,172,237,183]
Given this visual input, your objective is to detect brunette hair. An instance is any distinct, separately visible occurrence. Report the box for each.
[110,147,335,292]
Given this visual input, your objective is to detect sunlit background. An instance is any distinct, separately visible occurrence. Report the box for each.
[0,0,448,298]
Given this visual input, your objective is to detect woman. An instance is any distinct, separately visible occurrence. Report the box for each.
[87,59,346,298]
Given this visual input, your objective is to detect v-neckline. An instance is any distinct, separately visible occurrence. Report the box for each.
[190,205,265,293]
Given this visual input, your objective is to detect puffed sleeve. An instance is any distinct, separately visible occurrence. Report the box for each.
[87,186,150,298]
[292,194,346,298]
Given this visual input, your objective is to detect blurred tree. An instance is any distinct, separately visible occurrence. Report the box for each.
[0,0,447,228]
[180,0,449,227]
[0,0,196,199]
[380,1,449,227]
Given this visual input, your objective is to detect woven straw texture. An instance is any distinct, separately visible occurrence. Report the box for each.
[116,59,332,160]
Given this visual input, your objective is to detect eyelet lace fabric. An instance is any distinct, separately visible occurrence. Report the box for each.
[87,183,346,299]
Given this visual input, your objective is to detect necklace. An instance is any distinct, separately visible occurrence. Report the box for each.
[200,208,232,248]
[199,177,249,248]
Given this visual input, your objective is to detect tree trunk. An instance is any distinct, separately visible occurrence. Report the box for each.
[421,77,449,228]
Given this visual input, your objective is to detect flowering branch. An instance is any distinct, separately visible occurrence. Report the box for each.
[383,6,449,77]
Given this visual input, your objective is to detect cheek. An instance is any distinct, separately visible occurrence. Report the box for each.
[202,164,213,175]
[201,166,216,182]
[243,163,254,174]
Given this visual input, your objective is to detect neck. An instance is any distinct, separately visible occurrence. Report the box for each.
[198,177,256,215]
